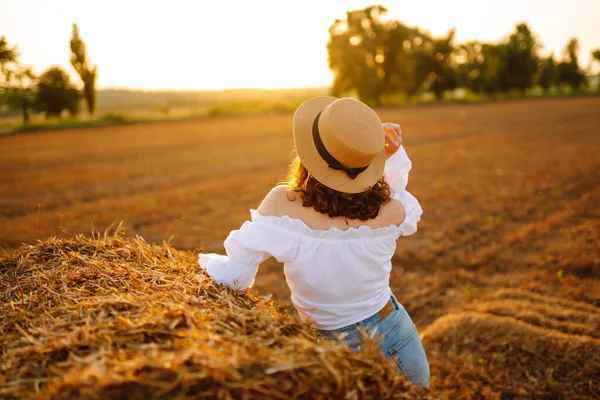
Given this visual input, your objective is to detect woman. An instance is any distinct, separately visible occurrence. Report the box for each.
[198,96,430,388]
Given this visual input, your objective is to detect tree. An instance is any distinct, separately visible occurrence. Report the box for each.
[556,38,586,91]
[591,49,600,92]
[36,66,80,118]
[0,36,18,66]
[425,29,459,100]
[327,5,390,106]
[592,49,600,67]
[538,54,556,93]
[478,43,510,94]
[3,66,36,123]
[70,23,97,116]
[457,28,538,96]
[326,7,591,101]
[380,23,431,100]
[457,41,486,94]
[504,23,539,94]
[327,6,446,104]
[1,37,36,123]
[380,21,411,96]
[391,27,432,100]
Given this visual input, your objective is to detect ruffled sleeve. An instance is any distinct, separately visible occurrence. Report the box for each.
[383,146,423,237]
[198,214,299,290]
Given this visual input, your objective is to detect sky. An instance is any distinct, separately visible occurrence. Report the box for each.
[1,0,599,90]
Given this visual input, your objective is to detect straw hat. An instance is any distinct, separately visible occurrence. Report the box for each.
[293,97,386,194]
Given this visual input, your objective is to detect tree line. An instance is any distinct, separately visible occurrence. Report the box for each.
[0,24,97,123]
[327,5,600,106]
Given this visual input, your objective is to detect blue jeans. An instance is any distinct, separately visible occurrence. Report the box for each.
[317,295,430,389]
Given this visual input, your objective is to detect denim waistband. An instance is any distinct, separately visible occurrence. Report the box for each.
[355,294,402,327]
[320,295,404,334]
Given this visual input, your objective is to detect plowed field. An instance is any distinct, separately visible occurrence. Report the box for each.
[1,96,599,398]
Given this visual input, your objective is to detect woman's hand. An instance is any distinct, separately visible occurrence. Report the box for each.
[383,123,402,159]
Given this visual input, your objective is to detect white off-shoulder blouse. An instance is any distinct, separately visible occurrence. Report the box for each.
[198,147,422,330]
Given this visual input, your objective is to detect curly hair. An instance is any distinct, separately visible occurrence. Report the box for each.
[286,156,391,221]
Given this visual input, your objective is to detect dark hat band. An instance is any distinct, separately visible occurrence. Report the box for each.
[312,111,369,180]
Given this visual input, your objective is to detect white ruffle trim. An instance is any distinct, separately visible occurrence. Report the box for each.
[250,201,421,239]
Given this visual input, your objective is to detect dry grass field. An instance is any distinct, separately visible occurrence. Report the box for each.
[1,96,599,398]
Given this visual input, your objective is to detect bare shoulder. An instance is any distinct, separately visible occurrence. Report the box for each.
[379,198,406,227]
[257,185,299,217]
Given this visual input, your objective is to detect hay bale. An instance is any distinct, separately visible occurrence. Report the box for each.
[0,233,419,399]
[421,312,600,399]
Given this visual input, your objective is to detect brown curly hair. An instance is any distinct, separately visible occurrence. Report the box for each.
[286,155,391,220]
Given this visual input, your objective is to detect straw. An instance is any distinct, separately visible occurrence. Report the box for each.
[0,232,419,399]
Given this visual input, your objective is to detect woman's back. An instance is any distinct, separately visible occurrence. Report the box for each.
[199,147,421,329]
[246,207,403,330]
[198,96,429,388]
[256,184,406,232]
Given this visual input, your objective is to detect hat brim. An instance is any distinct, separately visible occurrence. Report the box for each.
[293,97,387,194]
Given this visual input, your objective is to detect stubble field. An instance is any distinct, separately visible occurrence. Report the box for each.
[1,96,599,398]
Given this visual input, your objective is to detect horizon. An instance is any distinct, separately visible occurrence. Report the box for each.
[94,85,329,93]
[1,0,599,91]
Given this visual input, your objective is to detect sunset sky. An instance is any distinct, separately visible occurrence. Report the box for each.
[1,0,599,90]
